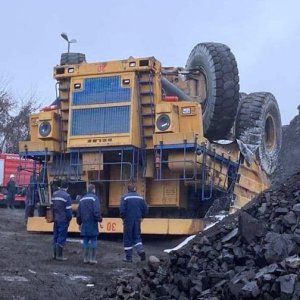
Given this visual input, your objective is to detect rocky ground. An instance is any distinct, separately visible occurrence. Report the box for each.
[0,208,184,300]
[99,172,300,300]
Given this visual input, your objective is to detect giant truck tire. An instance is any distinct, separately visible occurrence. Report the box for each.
[186,43,240,140]
[235,92,282,175]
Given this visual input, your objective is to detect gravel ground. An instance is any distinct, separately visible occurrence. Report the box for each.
[0,208,183,300]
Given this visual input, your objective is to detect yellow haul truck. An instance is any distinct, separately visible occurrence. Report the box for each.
[19,43,281,234]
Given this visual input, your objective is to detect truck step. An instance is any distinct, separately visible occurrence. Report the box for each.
[141,101,155,106]
[139,80,153,85]
[140,91,154,96]
[142,113,155,117]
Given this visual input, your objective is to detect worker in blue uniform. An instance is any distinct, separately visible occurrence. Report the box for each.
[76,184,102,264]
[52,180,72,261]
[120,182,148,262]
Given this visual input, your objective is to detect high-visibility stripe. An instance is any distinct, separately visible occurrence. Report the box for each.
[52,197,67,202]
[124,247,133,250]
[66,206,72,209]
[134,242,142,247]
[124,196,143,201]
[80,197,96,202]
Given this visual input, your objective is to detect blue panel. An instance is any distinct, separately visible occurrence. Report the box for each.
[71,106,130,135]
[73,76,131,105]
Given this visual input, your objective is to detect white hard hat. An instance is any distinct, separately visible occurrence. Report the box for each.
[10,174,15,178]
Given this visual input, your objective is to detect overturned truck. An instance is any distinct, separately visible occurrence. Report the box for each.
[19,42,282,234]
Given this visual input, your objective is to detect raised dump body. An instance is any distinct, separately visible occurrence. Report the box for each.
[19,43,281,234]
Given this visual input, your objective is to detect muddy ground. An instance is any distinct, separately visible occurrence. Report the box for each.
[0,208,184,300]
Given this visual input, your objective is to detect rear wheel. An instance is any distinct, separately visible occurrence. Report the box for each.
[235,92,282,175]
[186,42,240,140]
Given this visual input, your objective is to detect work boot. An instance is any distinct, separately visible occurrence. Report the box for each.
[139,251,146,261]
[52,245,57,259]
[123,249,133,262]
[123,257,133,263]
[56,245,67,261]
[89,248,98,265]
[83,247,89,264]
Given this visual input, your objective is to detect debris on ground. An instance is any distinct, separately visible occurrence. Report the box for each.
[99,172,300,299]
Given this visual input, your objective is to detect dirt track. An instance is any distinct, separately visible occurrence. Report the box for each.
[0,208,183,300]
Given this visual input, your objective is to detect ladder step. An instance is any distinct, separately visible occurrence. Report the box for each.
[142,124,155,128]
[140,91,154,96]
[142,113,155,117]
[139,80,153,85]
[141,102,154,106]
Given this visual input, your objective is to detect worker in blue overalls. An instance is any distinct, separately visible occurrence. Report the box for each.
[120,182,148,262]
[76,184,102,264]
[52,180,72,261]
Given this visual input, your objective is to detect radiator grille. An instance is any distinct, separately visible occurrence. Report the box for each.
[73,76,131,105]
[71,106,130,135]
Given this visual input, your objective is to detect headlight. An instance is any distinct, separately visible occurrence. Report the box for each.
[156,114,171,131]
[39,121,52,137]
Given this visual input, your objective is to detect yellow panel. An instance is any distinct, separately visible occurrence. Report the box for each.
[153,132,202,145]
[19,140,60,152]
[109,165,146,207]
[82,152,103,171]
[68,135,132,148]
[27,217,204,235]
[109,181,127,207]
[156,102,173,113]
[39,111,57,121]
[147,176,181,206]
[167,219,204,235]
[54,57,161,79]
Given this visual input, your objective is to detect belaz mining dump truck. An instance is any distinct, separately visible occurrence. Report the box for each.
[19,42,281,234]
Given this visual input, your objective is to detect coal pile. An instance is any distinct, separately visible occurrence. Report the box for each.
[272,109,300,186]
[100,172,300,300]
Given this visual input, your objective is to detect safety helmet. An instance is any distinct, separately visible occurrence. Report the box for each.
[10,174,15,178]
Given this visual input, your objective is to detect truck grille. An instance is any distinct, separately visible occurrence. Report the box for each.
[71,106,130,135]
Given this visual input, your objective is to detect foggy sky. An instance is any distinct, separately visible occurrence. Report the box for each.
[0,0,299,125]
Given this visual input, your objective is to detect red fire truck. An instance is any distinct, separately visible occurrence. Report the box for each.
[0,153,35,206]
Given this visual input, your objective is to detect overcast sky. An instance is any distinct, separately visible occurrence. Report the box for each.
[0,0,299,125]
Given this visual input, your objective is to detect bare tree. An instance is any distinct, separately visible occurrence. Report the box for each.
[0,86,40,153]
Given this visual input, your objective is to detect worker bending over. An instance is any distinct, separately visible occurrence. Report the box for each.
[120,182,148,262]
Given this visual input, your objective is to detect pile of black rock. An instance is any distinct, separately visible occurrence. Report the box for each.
[272,109,300,186]
[101,172,300,300]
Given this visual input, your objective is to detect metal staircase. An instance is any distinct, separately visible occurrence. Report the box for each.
[58,79,71,151]
[137,71,156,148]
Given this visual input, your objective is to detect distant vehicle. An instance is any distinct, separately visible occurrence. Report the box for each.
[0,153,36,206]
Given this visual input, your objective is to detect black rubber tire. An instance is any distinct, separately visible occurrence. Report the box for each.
[60,53,86,65]
[235,92,282,175]
[186,43,240,140]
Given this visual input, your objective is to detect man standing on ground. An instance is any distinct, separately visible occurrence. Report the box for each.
[7,174,17,209]
[76,184,102,264]
[120,182,148,262]
[52,180,72,261]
